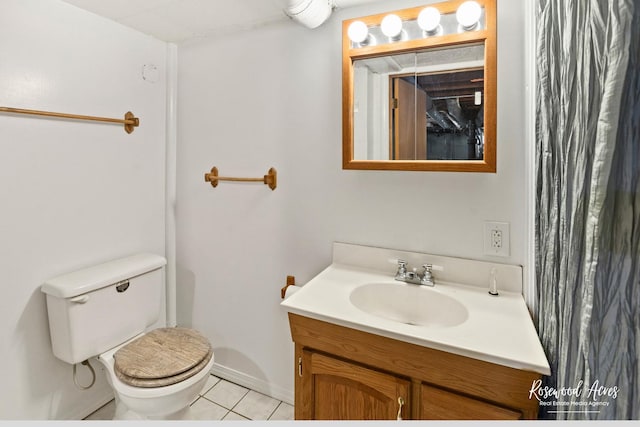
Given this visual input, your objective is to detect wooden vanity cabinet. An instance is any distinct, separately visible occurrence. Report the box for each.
[301,350,410,420]
[420,383,522,419]
[289,313,541,420]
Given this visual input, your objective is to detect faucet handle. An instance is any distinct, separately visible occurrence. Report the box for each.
[395,259,407,280]
[422,264,444,272]
[420,264,436,286]
[422,264,433,277]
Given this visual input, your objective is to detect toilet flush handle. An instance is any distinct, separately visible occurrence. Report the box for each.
[70,295,89,304]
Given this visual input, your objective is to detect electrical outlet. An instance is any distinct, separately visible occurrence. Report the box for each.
[484,221,509,257]
[491,229,502,249]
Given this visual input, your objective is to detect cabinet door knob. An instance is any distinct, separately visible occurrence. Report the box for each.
[397,396,405,420]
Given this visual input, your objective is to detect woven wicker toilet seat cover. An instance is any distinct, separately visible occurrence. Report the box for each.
[114,327,212,388]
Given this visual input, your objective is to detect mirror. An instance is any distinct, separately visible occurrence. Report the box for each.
[342,0,496,172]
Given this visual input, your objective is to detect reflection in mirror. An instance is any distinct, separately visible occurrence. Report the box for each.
[343,0,496,172]
[416,67,484,160]
[353,44,485,161]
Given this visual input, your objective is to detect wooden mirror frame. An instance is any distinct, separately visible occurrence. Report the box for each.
[342,0,497,172]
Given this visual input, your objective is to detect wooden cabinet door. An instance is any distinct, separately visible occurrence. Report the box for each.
[301,350,410,420]
[421,383,522,420]
[392,77,427,160]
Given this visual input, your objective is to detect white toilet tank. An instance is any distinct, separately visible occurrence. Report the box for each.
[41,254,167,365]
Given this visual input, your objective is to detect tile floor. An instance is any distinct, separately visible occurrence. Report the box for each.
[85,374,294,421]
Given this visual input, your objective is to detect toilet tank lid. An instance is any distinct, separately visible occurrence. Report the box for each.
[41,253,167,299]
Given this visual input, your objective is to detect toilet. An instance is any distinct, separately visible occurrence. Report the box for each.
[41,253,214,420]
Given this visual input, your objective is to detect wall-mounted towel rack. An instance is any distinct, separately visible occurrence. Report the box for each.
[0,106,139,134]
[204,166,277,191]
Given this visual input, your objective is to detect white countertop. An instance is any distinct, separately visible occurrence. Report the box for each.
[281,262,551,375]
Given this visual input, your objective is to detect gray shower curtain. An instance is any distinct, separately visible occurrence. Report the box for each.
[535,0,639,420]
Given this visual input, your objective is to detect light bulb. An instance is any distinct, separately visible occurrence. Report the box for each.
[417,7,441,34]
[381,14,403,39]
[456,1,482,30]
[347,21,369,44]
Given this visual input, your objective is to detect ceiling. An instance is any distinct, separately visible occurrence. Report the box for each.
[60,0,379,43]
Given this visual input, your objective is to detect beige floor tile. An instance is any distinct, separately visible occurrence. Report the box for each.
[203,379,249,409]
[223,411,250,421]
[82,376,294,422]
[188,397,228,420]
[269,402,294,420]
[233,390,280,421]
[84,400,115,420]
[200,374,221,395]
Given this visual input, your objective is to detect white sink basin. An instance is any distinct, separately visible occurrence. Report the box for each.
[349,282,469,327]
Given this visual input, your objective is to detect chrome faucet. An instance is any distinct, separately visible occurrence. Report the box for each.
[394,260,436,287]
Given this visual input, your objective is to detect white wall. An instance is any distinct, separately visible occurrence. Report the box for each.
[0,0,167,419]
[177,0,527,403]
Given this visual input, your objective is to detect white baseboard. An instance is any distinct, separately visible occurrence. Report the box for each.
[209,363,294,405]
[72,392,114,420]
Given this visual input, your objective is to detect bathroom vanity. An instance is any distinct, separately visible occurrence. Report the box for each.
[281,243,550,420]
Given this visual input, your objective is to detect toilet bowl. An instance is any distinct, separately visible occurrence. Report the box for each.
[41,254,213,420]
[98,331,215,419]
[98,327,214,419]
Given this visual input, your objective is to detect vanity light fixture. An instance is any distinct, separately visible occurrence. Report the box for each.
[347,20,371,45]
[456,1,482,31]
[347,2,485,49]
[380,14,404,41]
[417,7,442,35]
